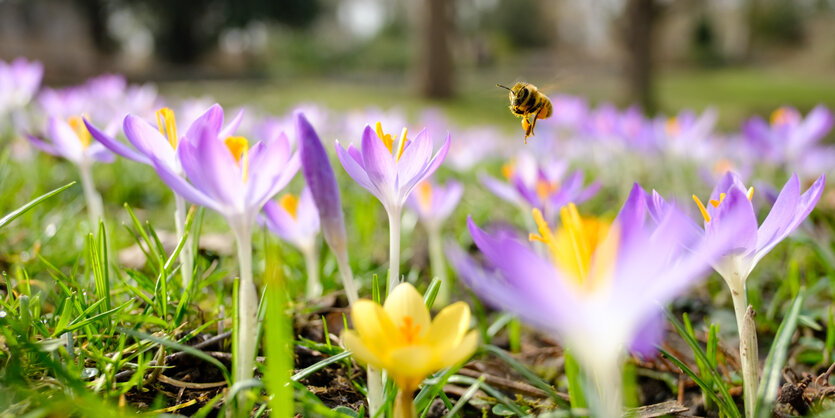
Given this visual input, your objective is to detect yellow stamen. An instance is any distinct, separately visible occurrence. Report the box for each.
[709,192,726,208]
[374,121,408,161]
[68,116,91,149]
[398,316,422,344]
[395,127,408,161]
[535,179,558,200]
[417,181,432,211]
[224,136,249,182]
[692,195,711,223]
[746,186,754,201]
[770,107,795,126]
[665,117,680,137]
[501,161,515,180]
[279,194,299,219]
[375,121,394,153]
[155,107,178,148]
[529,205,614,288]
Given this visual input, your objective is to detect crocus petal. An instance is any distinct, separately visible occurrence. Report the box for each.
[438,330,478,368]
[25,133,59,156]
[46,117,83,163]
[351,300,399,356]
[395,129,433,186]
[85,117,151,165]
[261,200,297,242]
[150,156,219,211]
[186,124,241,205]
[219,107,245,140]
[123,115,177,170]
[342,330,384,369]
[480,174,524,207]
[360,125,397,201]
[387,345,435,378]
[707,187,758,255]
[426,301,470,353]
[185,103,224,140]
[335,140,380,198]
[435,181,463,221]
[87,143,116,163]
[383,283,431,336]
[754,174,825,263]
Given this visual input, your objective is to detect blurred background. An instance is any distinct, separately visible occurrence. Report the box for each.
[1,0,835,128]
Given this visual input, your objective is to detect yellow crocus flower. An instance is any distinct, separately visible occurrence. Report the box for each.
[342,283,478,418]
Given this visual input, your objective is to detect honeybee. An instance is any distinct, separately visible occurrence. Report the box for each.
[498,82,553,143]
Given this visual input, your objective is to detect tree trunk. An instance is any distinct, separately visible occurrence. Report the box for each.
[418,0,455,99]
[624,0,656,113]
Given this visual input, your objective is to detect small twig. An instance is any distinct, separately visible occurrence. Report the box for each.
[158,374,228,390]
[816,362,835,386]
[457,367,569,400]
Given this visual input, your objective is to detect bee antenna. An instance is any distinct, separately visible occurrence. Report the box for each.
[496,84,511,91]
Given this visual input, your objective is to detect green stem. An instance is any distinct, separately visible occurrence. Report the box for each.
[591,358,623,418]
[78,161,103,232]
[302,244,322,299]
[388,206,402,294]
[729,277,758,418]
[427,225,449,306]
[174,193,193,289]
[232,221,258,408]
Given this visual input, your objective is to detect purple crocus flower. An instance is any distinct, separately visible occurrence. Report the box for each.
[481,152,599,223]
[0,57,43,117]
[449,184,748,416]
[27,117,115,166]
[406,179,463,229]
[336,121,450,291]
[261,187,323,298]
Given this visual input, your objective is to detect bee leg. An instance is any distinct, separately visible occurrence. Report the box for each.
[522,118,532,143]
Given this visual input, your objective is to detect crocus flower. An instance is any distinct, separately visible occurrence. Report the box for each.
[297,112,358,304]
[336,122,450,291]
[406,179,463,306]
[26,116,115,228]
[151,110,299,391]
[481,152,599,223]
[450,185,747,416]
[651,171,825,417]
[342,282,478,418]
[654,108,718,161]
[261,187,323,298]
[0,57,43,118]
[742,105,834,180]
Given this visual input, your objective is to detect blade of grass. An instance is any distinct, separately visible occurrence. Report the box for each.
[755,289,805,418]
[265,236,293,418]
[0,181,75,229]
[484,344,569,407]
[116,327,230,383]
[444,375,485,417]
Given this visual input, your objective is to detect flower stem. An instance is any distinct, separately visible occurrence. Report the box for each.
[334,248,358,305]
[174,193,194,289]
[427,225,449,306]
[232,221,258,407]
[730,279,759,418]
[388,206,402,294]
[78,161,103,231]
[366,365,385,417]
[302,244,322,299]
[393,386,416,418]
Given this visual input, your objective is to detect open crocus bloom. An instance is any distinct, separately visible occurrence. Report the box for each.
[335,122,450,213]
[743,105,833,164]
[0,57,43,116]
[406,179,463,229]
[27,116,115,165]
[481,152,599,222]
[654,171,826,289]
[342,283,478,394]
[85,103,243,175]
[150,117,299,226]
[261,187,320,252]
[450,185,748,415]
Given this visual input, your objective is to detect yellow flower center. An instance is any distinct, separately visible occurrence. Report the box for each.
[665,116,681,137]
[713,159,733,175]
[692,187,754,223]
[398,315,422,344]
[375,121,408,162]
[529,203,618,290]
[501,160,515,180]
[279,194,299,219]
[68,116,91,149]
[770,107,795,127]
[155,107,178,148]
[224,136,250,182]
[535,179,559,200]
[416,181,432,211]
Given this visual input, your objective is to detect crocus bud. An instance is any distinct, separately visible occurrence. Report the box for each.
[297,112,348,256]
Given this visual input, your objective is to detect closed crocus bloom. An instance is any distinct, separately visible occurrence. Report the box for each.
[451,185,747,417]
[342,283,478,418]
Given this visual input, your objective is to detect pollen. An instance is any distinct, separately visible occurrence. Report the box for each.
[224,136,250,181]
[68,116,91,149]
[279,194,299,220]
[501,160,515,180]
[398,316,422,344]
[155,107,178,148]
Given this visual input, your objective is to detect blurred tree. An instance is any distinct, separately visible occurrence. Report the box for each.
[623,0,658,113]
[127,0,320,64]
[418,0,455,99]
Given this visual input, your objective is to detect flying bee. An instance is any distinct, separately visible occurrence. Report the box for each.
[497,82,553,143]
